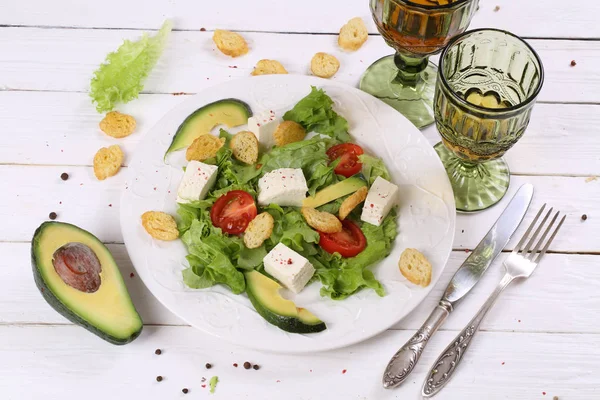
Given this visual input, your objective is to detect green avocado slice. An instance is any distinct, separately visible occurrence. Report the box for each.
[165,98,252,156]
[245,270,326,334]
[303,177,366,208]
[31,221,143,345]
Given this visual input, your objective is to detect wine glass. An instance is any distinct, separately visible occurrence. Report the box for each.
[434,28,544,212]
[360,0,479,128]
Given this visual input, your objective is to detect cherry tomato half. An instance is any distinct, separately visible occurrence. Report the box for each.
[210,190,257,235]
[326,143,364,178]
[318,219,367,257]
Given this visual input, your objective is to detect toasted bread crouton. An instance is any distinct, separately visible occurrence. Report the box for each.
[301,207,342,233]
[186,134,225,162]
[213,29,249,57]
[244,212,274,249]
[310,52,340,79]
[251,59,288,76]
[273,121,306,147]
[99,111,136,138]
[141,211,179,241]
[338,17,368,51]
[230,130,259,165]
[93,145,124,180]
[399,248,432,287]
[339,186,368,220]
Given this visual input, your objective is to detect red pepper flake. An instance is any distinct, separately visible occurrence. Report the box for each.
[287,258,293,265]
[233,363,238,367]
[570,60,577,67]
[154,187,157,191]
[130,272,135,278]
[59,201,62,205]
[342,369,347,374]
[309,369,312,372]
[201,384,206,388]
[276,380,281,383]
[256,164,262,170]
[206,77,210,80]
[108,204,112,207]
[228,65,238,69]
[518,319,521,323]
[60,149,64,153]
[465,249,470,253]
[501,362,505,365]
[200,27,206,31]
[543,392,546,396]
[257,123,261,127]
[370,203,374,208]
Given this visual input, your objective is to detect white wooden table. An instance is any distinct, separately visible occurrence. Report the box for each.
[1,1,599,398]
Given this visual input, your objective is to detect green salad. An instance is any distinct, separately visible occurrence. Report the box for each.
[175,87,398,302]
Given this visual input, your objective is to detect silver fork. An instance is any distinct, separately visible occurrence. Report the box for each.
[422,204,566,398]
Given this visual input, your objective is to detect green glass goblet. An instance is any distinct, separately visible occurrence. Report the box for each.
[434,28,544,212]
[360,0,478,128]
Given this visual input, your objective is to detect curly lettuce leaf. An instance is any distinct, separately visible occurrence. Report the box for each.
[90,20,172,112]
[359,154,391,185]
[283,86,351,143]
[313,209,398,300]
[260,137,337,195]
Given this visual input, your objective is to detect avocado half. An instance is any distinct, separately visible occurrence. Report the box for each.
[31,221,143,345]
[165,98,252,156]
[245,270,326,334]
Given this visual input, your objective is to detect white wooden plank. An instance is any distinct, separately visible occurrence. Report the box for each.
[1,0,599,39]
[0,28,597,103]
[3,91,600,176]
[0,325,597,399]
[4,240,598,334]
[1,167,596,251]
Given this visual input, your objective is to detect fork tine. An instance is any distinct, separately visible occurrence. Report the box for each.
[529,211,560,258]
[513,204,546,254]
[521,207,553,257]
[532,214,566,264]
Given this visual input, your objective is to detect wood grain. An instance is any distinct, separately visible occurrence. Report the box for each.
[2,91,599,177]
[1,165,596,251]
[2,0,600,39]
[4,241,598,335]
[0,28,596,103]
[0,325,597,399]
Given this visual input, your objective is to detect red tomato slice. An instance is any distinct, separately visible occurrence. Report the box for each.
[318,219,367,257]
[326,143,364,178]
[210,190,257,235]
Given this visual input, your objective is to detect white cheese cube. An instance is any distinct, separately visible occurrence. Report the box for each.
[248,110,281,151]
[257,168,307,207]
[361,176,398,226]
[264,243,315,294]
[176,160,218,203]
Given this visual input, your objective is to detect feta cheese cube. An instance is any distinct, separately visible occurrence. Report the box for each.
[258,168,308,207]
[361,176,398,226]
[264,243,315,294]
[176,160,218,203]
[247,110,281,151]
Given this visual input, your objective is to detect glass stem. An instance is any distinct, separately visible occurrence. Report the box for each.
[446,157,491,181]
[393,52,429,88]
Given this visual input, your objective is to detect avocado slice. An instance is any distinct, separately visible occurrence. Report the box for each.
[245,271,326,334]
[165,98,252,156]
[303,177,366,208]
[31,222,143,345]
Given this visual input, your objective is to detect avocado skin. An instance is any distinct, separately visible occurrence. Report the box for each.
[165,98,253,156]
[31,222,142,345]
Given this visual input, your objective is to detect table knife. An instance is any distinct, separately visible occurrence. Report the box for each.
[382,183,534,389]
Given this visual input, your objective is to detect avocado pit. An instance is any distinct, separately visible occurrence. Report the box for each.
[52,243,102,293]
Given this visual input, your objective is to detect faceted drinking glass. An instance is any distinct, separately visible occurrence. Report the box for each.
[434,29,544,212]
[360,0,479,128]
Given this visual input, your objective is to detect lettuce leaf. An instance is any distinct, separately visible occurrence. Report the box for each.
[90,20,172,113]
[313,209,398,300]
[260,136,337,195]
[359,154,391,185]
[283,86,351,143]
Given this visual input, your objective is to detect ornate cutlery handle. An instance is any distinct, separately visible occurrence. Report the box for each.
[422,273,514,397]
[382,301,452,389]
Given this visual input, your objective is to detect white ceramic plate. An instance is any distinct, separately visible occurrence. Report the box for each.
[120,75,455,353]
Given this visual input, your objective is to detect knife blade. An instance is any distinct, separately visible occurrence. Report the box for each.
[382,183,534,389]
